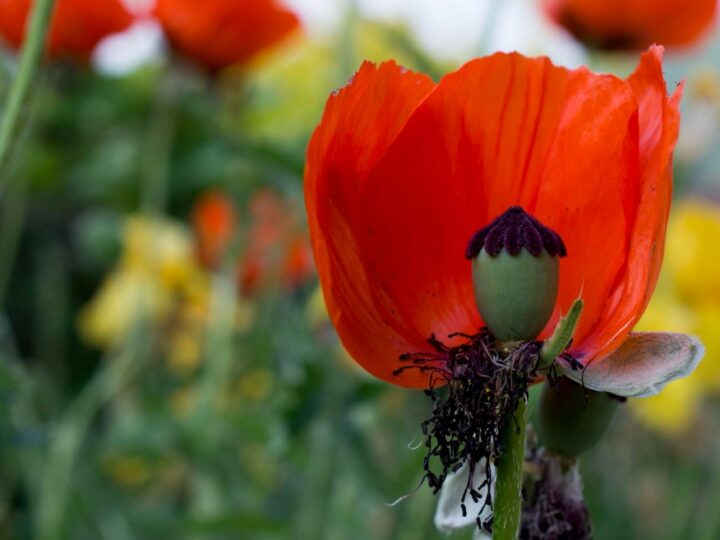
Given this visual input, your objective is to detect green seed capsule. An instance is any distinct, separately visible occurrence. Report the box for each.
[472,248,558,342]
[465,206,567,343]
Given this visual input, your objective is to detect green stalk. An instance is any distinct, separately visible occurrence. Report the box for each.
[492,399,528,540]
[34,315,148,540]
[0,0,55,186]
[139,67,177,215]
[0,178,28,307]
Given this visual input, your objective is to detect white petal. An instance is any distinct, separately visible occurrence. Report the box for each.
[473,528,491,540]
[561,332,704,398]
[434,460,493,533]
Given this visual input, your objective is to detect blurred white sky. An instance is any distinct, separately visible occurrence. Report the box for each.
[285,0,585,65]
[95,0,587,75]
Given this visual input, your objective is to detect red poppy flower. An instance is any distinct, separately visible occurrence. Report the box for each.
[0,0,134,59]
[305,46,681,389]
[155,0,300,72]
[542,0,717,51]
[192,189,314,294]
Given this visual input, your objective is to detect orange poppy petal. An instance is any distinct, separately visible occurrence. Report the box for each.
[155,0,299,71]
[305,61,436,387]
[578,46,681,363]
[544,0,716,50]
[192,191,237,268]
[358,53,639,366]
[0,0,133,58]
[308,51,678,387]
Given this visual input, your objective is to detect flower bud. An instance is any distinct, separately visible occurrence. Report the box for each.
[465,206,566,342]
[538,376,619,458]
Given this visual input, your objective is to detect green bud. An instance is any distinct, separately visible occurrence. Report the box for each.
[538,376,619,458]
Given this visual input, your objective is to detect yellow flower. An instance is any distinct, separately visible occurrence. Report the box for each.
[629,200,720,434]
[666,201,720,306]
[236,369,274,403]
[78,215,210,358]
[630,376,700,435]
[245,23,439,141]
[305,285,329,330]
[100,454,151,489]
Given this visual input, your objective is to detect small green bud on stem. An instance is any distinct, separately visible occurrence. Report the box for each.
[538,376,619,458]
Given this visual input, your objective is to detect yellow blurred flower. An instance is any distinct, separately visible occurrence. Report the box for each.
[691,68,720,103]
[630,200,720,434]
[245,22,440,141]
[78,215,211,373]
[100,454,152,489]
[236,369,274,403]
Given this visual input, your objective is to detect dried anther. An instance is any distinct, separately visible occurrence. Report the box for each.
[395,330,556,531]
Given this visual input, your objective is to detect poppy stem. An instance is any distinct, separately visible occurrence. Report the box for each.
[0,0,55,189]
[492,398,528,540]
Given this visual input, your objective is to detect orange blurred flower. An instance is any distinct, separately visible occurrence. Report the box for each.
[155,0,300,72]
[542,0,717,51]
[0,0,134,59]
[305,47,681,388]
[192,190,237,268]
[192,189,314,294]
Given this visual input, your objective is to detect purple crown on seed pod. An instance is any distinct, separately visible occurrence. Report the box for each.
[465,206,567,259]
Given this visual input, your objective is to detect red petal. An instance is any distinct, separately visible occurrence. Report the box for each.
[308,51,677,387]
[305,61,436,387]
[578,46,681,362]
[156,0,300,71]
[192,191,237,268]
[358,53,639,374]
[544,0,716,50]
[0,0,134,59]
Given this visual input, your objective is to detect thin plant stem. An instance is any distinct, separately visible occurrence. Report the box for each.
[475,0,503,57]
[139,67,177,215]
[34,315,149,540]
[0,0,55,308]
[337,0,358,84]
[186,272,236,540]
[492,399,528,540]
[0,178,28,308]
[0,0,55,188]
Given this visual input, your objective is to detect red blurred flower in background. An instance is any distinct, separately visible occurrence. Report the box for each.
[155,0,300,72]
[543,0,717,51]
[192,190,237,269]
[192,189,314,294]
[305,46,681,388]
[0,0,134,59]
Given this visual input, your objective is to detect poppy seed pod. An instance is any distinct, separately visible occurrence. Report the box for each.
[539,376,619,457]
[466,206,567,342]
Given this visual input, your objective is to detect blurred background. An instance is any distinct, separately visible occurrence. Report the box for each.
[0,0,719,539]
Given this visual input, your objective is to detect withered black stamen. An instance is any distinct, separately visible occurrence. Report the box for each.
[396,330,566,533]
